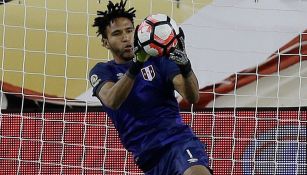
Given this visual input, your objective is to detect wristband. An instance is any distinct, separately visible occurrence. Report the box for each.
[127,61,144,78]
[179,61,192,78]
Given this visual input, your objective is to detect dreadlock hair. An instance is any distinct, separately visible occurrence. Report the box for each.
[93,0,136,39]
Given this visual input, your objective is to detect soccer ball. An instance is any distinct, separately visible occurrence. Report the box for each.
[137,14,179,57]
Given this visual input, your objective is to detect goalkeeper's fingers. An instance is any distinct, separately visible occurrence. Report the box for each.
[133,26,142,54]
[135,49,150,63]
[169,47,189,65]
[133,25,150,62]
[176,27,186,51]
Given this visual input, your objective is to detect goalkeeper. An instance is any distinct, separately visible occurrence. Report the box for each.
[89,0,212,174]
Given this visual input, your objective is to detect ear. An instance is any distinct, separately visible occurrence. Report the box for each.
[102,38,110,49]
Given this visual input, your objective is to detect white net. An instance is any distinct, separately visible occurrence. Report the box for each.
[0,0,306,175]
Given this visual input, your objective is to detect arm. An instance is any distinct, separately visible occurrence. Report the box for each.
[95,52,148,110]
[173,71,199,104]
[96,74,135,110]
[95,26,149,110]
[170,27,199,104]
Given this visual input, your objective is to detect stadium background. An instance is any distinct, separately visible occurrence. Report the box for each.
[1,0,306,174]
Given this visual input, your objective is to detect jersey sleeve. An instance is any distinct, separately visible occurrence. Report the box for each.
[161,56,181,82]
[89,62,116,96]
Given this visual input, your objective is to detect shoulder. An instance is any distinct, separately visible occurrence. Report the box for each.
[90,60,116,73]
[147,56,174,65]
[91,60,114,70]
[89,61,117,88]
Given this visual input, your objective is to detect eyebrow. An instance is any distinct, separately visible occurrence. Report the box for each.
[111,26,134,34]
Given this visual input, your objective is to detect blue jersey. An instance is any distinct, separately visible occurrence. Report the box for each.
[89,56,195,159]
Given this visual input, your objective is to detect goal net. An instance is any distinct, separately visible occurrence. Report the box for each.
[0,0,306,175]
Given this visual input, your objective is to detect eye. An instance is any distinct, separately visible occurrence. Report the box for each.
[127,28,134,33]
[112,32,120,36]
[111,30,122,36]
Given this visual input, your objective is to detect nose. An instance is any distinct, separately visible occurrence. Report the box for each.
[122,32,129,42]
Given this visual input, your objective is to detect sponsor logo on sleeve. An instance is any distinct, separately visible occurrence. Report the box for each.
[116,73,124,80]
[90,74,101,87]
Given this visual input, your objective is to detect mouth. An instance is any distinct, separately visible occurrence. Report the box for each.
[124,45,133,51]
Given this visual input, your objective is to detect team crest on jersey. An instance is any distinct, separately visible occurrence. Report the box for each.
[141,65,155,81]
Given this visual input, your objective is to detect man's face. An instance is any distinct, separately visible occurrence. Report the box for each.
[103,17,135,62]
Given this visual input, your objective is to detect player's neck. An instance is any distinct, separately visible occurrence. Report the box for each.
[114,57,131,64]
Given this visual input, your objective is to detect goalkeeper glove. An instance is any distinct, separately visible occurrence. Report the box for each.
[134,25,150,63]
[169,27,192,77]
[127,25,150,78]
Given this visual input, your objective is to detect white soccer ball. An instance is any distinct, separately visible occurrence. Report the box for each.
[137,14,180,57]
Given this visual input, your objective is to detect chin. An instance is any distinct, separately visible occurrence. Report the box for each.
[122,53,134,61]
[123,57,133,61]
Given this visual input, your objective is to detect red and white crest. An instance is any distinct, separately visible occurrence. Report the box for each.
[141,65,155,81]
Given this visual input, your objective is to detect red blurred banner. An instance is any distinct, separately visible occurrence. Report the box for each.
[0,108,306,174]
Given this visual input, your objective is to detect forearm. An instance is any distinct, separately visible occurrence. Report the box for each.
[99,59,146,109]
[182,71,199,103]
[169,27,199,103]
[98,74,135,109]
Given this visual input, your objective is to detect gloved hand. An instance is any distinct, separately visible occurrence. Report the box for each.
[169,27,192,77]
[127,25,150,78]
[134,25,150,63]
